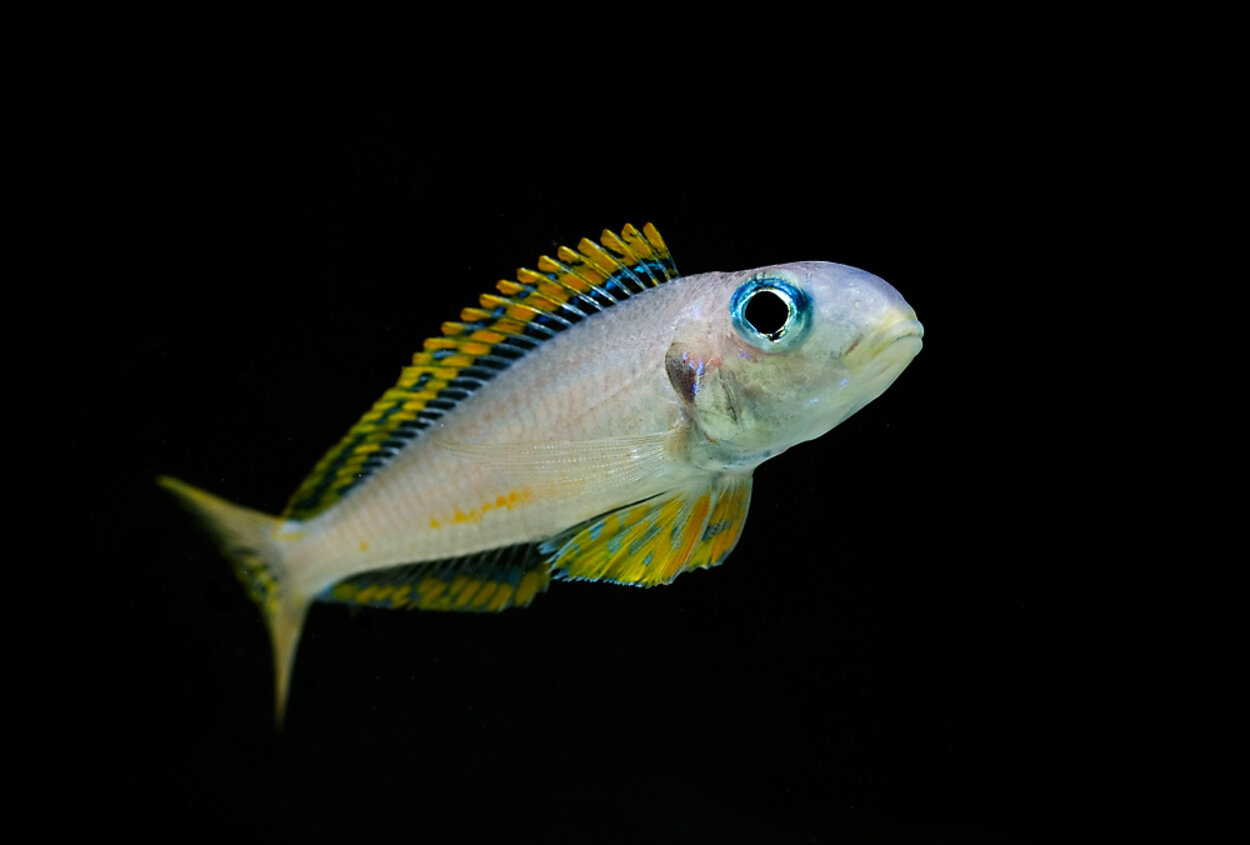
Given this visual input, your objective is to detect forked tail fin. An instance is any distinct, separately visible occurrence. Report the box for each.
[158,475,309,725]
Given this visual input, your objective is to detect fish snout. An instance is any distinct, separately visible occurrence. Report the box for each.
[878,311,924,352]
[844,306,923,371]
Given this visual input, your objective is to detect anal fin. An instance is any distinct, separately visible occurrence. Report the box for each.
[321,544,550,613]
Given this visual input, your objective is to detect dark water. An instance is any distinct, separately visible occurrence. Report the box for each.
[67,77,1099,844]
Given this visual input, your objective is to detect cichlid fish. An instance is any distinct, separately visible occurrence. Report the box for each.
[161,223,923,721]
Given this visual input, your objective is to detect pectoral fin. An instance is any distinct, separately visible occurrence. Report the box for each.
[540,474,753,587]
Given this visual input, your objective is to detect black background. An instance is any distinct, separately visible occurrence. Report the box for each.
[66,64,1111,844]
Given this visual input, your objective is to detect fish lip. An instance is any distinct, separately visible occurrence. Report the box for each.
[879,315,925,348]
[847,314,924,366]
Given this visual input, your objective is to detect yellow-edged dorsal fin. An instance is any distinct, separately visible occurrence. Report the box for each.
[283,223,678,523]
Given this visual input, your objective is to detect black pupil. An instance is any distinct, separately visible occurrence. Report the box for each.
[744,289,791,339]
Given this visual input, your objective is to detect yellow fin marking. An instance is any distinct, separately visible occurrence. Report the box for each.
[667,492,711,581]
[452,577,480,609]
[473,582,497,609]
[545,476,753,587]
[321,554,553,614]
[487,584,512,611]
[331,582,359,602]
[419,576,447,604]
[515,570,542,605]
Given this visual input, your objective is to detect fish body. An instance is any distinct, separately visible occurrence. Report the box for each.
[161,223,923,721]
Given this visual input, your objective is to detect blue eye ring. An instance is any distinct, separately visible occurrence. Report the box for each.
[730,275,811,350]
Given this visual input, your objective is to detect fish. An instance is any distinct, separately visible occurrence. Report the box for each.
[160,222,923,722]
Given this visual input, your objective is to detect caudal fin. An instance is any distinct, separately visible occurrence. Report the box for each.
[158,475,309,724]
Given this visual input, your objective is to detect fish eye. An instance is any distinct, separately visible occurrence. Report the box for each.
[730,275,811,350]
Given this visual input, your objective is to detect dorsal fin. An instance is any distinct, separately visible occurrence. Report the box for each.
[283,223,678,522]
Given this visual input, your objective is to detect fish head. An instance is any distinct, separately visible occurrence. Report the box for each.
[667,261,923,472]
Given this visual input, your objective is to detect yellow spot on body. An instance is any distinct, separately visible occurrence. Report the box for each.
[429,518,441,530]
[359,540,370,552]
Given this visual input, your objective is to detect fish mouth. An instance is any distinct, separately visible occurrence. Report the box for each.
[876,313,925,351]
[849,311,924,369]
